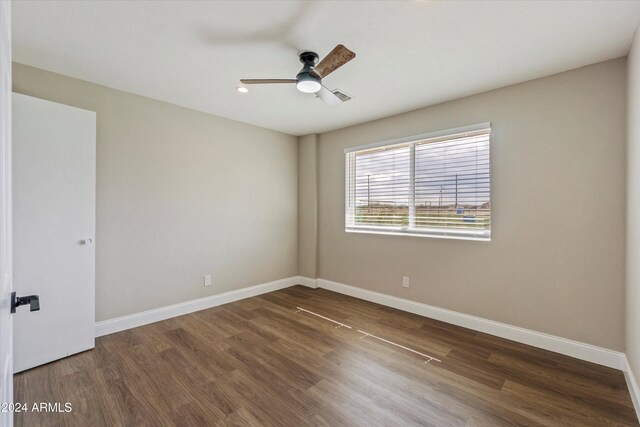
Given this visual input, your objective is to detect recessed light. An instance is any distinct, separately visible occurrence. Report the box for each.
[236,85,249,93]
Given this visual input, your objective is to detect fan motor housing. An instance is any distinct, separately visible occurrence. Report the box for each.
[296,51,321,92]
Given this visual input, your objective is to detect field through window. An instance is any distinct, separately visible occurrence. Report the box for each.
[346,125,491,239]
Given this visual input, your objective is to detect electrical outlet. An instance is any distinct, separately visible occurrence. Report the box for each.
[204,274,212,287]
[402,276,410,288]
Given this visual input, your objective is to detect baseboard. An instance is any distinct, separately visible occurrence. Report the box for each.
[316,278,625,370]
[95,276,299,337]
[95,274,625,371]
[624,357,640,420]
[297,276,318,289]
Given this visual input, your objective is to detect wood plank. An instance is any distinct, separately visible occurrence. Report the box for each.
[14,286,638,426]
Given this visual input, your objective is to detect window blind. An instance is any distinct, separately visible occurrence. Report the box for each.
[345,124,491,240]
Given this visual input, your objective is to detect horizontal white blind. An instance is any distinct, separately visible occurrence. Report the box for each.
[345,126,491,240]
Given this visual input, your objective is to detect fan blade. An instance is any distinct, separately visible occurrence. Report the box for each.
[312,44,356,79]
[315,85,344,107]
[240,79,296,84]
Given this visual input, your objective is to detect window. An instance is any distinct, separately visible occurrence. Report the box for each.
[345,123,491,240]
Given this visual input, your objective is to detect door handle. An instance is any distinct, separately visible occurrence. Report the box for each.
[10,291,40,314]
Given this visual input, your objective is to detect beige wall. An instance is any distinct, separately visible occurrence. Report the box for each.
[627,29,640,380]
[12,57,628,352]
[316,59,626,350]
[298,134,318,278]
[13,63,298,322]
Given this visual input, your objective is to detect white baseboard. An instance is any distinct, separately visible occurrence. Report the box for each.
[95,276,299,337]
[95,274,625,372]
[624,357,640,419]
[94,273,636,415]
[316,278,625,370]
[297,276,318,289]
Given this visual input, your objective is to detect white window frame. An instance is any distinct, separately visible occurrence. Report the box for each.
[345,122,491,241]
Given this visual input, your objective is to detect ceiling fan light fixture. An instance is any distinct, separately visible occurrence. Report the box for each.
[238,44,355,104]
[296,72,322,93]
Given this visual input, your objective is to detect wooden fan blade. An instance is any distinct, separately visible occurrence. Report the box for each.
[312,44,356,79]
[315,85,344,107]
[240,79,297,84]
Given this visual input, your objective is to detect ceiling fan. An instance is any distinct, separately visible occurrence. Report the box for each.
[239,44,356,107]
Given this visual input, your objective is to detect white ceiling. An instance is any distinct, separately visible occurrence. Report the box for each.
[12,1,640,136]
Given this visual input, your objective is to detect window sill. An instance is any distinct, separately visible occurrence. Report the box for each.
[345,226,491,242]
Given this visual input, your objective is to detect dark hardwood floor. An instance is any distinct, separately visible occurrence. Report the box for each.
[14,286,638,426]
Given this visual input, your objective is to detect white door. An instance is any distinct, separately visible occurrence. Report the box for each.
[0,1,13,425]
[12,93,96,373]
